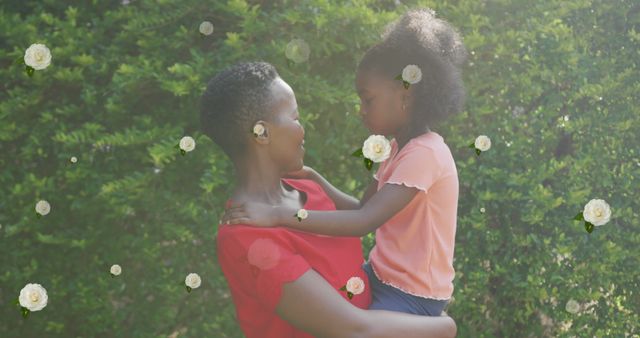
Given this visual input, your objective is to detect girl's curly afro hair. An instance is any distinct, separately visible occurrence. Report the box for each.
[358,8,468,136]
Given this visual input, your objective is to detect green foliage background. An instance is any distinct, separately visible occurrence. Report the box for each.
[1,0,638,337]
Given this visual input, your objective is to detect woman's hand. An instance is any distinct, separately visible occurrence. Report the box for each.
[220,201,284,228]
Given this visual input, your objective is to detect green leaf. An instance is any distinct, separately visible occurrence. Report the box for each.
[36,232,67,245]
[351,148,363,157]
[364,158,373,171]
[585,222,594,233]
[339,285,346,291]
[574,212,584,221]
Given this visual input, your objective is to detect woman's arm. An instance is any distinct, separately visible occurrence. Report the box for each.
[224,182,420,237]
[276,268,456,338]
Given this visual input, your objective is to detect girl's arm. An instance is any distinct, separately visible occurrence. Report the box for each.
[307,167,378,210]
[276,268,457,338]
[224,183,420,237]
[358,178,379,207]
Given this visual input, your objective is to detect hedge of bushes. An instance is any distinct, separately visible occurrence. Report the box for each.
[1,0,638,337]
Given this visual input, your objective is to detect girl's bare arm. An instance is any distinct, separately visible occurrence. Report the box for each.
[307,167,378,210]
[223,182,419,237]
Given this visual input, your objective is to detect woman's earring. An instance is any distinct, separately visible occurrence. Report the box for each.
[252,123,266,137]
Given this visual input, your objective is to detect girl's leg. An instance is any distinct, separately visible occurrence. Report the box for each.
[416,297,449,316]
[362,261,421,314]
[362,261,449,316]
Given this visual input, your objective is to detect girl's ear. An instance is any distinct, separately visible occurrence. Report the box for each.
[401,91,414,116]
[402,92,412,106]
[403,88,415,105]
[404,85,415,98]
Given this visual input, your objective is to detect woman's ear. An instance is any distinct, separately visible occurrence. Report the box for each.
[252,120,270,145]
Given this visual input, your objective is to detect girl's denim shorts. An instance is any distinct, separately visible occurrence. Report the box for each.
[362,261,449,316]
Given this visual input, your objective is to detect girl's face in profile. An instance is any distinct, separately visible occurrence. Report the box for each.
[355,69,411,136]
[264,77,306,173]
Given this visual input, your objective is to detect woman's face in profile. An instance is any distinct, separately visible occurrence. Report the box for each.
[265,77,306,174]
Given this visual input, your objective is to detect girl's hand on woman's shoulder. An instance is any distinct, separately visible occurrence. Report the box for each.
[220,201,284,228]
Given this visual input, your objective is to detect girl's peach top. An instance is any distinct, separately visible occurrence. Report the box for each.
[369,131,458,300]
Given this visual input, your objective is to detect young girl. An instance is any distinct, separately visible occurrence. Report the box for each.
[222,8,467,317]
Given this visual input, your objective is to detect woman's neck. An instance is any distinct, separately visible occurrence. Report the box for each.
[232,159,289,206]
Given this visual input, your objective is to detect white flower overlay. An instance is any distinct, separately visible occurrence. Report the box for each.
[248,238,281,270]
[185,273,201,289]
[583,199,611,226]
[565,299,580,314]
[179,136,196,152]
[346,277,365,295]
[285,39,310,63]
[19,283,48,312]
[24,44,52,70]
[474,135,491,151]
[199,21,214,36]
[253,123,265,136]
[110,264,122,276]
[512,106,525,117]
[70,156,78,163]
[35,200,51,216]
[401,65,422,85]
[362,135,391,163]
[296,208,308,221]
